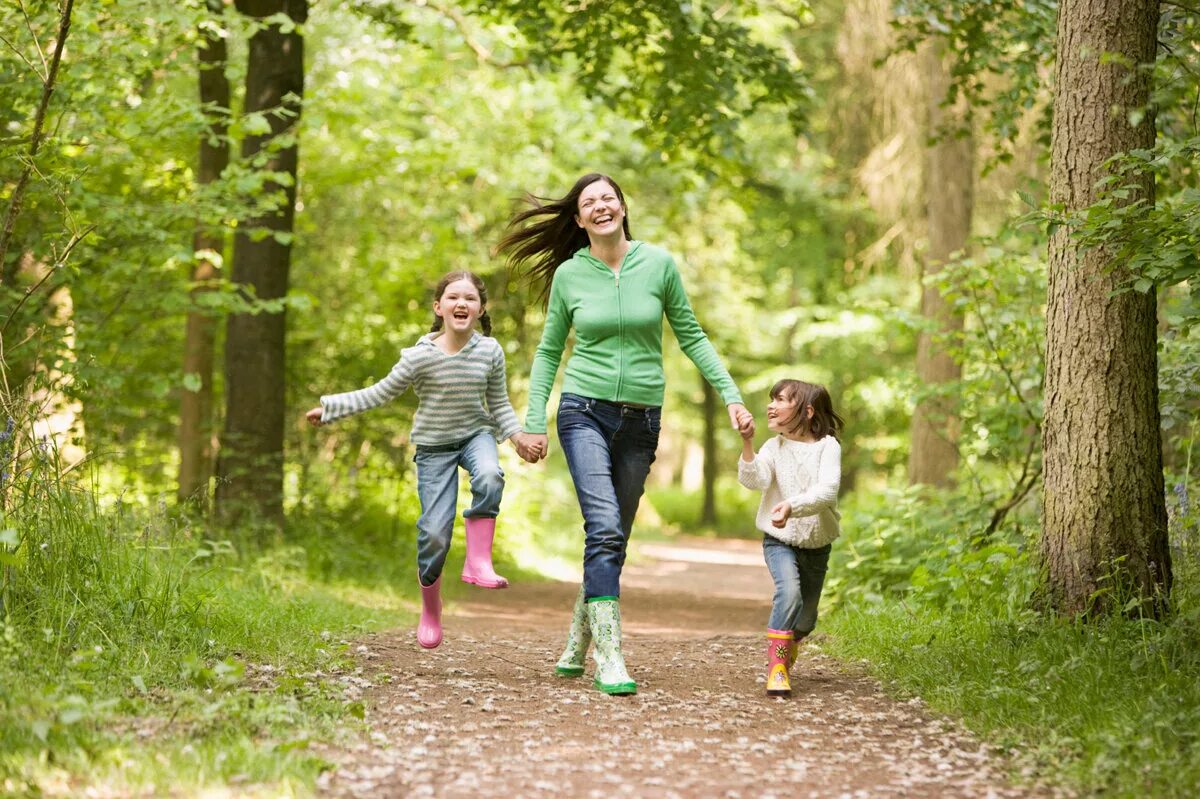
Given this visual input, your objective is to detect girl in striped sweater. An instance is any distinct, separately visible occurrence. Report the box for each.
[306,271,544,649]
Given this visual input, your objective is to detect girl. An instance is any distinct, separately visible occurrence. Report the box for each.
[737,379,844,697]
[305,271,543,650]
[498,173,754,695]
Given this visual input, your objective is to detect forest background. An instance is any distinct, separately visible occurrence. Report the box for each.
[1,0,1198,796]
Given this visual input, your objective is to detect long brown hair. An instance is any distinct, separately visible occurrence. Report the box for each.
[496,173,632,304]
[770,379,844,441]
[430,270,492,336]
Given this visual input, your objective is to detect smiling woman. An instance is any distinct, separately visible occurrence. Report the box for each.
[497,173,755,696]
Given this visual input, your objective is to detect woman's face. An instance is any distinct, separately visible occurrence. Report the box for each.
[433,278,483,334]
[574,180,625,240]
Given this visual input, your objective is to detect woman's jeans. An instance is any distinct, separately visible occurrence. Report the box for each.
[557,393,661,600]
[763,536,832,634]
[413,430,504,586]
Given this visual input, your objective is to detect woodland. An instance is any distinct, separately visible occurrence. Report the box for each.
[1,0,1198,796]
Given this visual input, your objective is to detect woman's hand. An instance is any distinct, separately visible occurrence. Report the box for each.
[305,407,325,427]
[511,432,548,463]
[727,403,754,436]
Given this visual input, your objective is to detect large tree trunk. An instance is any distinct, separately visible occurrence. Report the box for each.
[178,0,231,509]
[701,377,718,527]
[1042,0,1170,616]
[908,42,971,489]
[215,0,307,529]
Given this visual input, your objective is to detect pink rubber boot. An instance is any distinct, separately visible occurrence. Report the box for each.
[417,574,443,649]
[461,517,508,589]
[767,629,793,697]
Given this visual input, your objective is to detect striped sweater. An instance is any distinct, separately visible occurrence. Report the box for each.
[319,332,523,446]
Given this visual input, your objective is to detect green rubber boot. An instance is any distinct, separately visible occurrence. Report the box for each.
[554,585,591,677]
[586,597,637,696]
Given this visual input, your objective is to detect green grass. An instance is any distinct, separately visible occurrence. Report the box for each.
[820,602,1200,798]
[0,469,414,797]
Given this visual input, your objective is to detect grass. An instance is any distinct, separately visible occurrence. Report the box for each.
[0,468,414,797]
[820,601,1200,798]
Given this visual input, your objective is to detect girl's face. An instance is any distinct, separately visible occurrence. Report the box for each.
[767,391,812,434]
[574,180,625,240]
[433,278,483,334]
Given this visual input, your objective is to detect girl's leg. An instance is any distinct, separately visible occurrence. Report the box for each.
[762,536,803,631]
[413,449,461,586]
[792,544,832,639]
[459,432,507,587]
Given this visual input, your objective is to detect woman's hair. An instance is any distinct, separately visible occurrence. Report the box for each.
[770,379,844,441]
[430,270,492,336]
[496,173,632,304]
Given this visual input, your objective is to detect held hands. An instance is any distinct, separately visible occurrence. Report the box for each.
[305,406,325,427]
[728,402,755,439]
[510,432,548,463]
[770,501,792,528]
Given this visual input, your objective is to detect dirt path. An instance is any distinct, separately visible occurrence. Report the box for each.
[317,537,1047,798]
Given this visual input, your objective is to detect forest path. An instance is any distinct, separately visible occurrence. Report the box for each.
[316,537,1046,798]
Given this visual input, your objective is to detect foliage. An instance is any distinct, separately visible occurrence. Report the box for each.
[0,448,409,795]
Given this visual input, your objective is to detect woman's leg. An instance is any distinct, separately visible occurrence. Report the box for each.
[609,408,660,575]
[557,397,625,599]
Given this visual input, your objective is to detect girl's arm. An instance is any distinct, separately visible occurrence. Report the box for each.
[786,438,842,516]
[524,272,571,435]
[486,344,525,443]
[318,351,417,424]
[736,437,775,490]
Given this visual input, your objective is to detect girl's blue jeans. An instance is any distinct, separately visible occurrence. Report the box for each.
[413,430,504,586]
[763,536,832,634]
[556,393,661,600]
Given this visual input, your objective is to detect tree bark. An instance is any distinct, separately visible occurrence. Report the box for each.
[1042,0,1171,616]
[179,0,231,509]
[908,42,971,489]
[215,0,307,529]
[701,377,718,526]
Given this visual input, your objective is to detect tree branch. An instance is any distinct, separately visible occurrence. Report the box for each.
[0,0,75,284]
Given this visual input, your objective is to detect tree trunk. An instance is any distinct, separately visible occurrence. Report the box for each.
[215,0,307,530]
[701,377,717,527]
[908,42,971,489]
[1042,0,1170,616]
[179,0,231,509]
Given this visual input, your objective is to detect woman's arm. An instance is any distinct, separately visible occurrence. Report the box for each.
[662,258,743,407]
[524,273,571,435]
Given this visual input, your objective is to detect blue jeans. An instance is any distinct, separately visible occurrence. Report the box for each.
[557,393,661,600]
[413,430,504,586]
[763,536,832,634]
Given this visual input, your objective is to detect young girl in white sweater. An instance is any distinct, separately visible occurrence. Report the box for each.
[737,379,844,697]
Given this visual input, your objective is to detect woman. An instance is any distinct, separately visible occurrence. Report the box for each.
[498,173,754,695]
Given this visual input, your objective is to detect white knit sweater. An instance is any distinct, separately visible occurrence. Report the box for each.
[737,435,842,547]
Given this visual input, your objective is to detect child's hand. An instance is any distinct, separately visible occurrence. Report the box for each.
[727,403,755,436]
[770,501,792,528]
[739,419,756,440]
[305,407,325,427]
[510,432,546,463]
